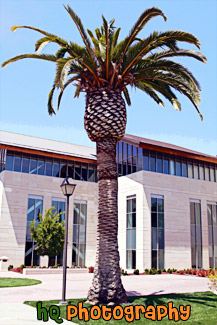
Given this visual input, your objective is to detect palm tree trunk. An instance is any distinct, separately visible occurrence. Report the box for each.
[87,137,127,305]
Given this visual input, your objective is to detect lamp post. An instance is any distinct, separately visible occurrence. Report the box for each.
[60,177,76,305]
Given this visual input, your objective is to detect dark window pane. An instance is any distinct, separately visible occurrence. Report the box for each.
[127,214,132,228]
[59,201,65,221]
[157,158,163,173]
[152,228,157,249]
[182,163,187,177]
[74,203,80,224]
[158,250,164,269]
[150,156,156,172]
[158,229,164,249]
[199,166,204,180]
[143,155,149,171]
[163,159,169,174]
[151,198,157,212]
[158,213,164,228]
[14,156,21,172]
[152,250,157,269]
[132,198,136,213]
[190,202,195,224]
[30,159,37,174]
[45,161,52,176]
[151,212,157,227]
[80,204,87,225]
[176,162,181,176]
[205,167,210,181]
[132,213,136,228]
[6,155,14,171]
[158,199,164,212]
[38,160,45,175]
[210,168,215,182]
[128,144,132,157]
[75,163,81,180]
[123,142,127,160]
[60,162,67,178]
[88,165,95,182]
[122,161,127,176]
[68,164,74,178]
[27,198,35,222]
[53,162,60,177]
[22,158,30,173]
[138,148,143,171]
[51,200,58,213]
[132,250,136,269]
[81,164,88,181]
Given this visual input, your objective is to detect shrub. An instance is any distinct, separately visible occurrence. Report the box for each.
[134,269,139,275]
[52,265,58,268]
[20,264,26,269]
[209,273,217,291]
[33,265,37,268]
[42,266,47,269]
[149,268,157,275]
[157,269,162,274]
[167,268,172,274]
[197,269,206,277]
[162,268,166,272]
[88,266,94,273]
[121,269,125,275]
[124,271,128,276]
[172,268,177,272]
[8,265,13,271]
[179,270,185,275]
[144,268,149,274]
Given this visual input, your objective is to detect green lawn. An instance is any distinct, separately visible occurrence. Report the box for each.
[0,277,42,287]
[25,291,217,324]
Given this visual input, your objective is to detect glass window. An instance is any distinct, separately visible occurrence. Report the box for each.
[137,148,143,171]
[30,159,37,174]
[188,164,193,178]
[150,156,156,172]
[25,195,43,266]
[157,158,163,173]
[38,160,45,175]
[88,164,95,182]
[81,164,88,181]
[53,161,60,177]
[163,159,169,174]
[67,163,74,178]
[126,196,136,269]
[182,163,187,177]
[5,154,14,171]
[199,166,204,180]
[143,155,149,171]
[22,158,30,173]
[45,160,52,177]
[123,142,127,160]
[52,199,65,222]
[170,160,175,175]
[74,163,81,180]
[151,195,164,269]
[190,201,202,269]
[176,162,181,176]
[205,167,210,181]
[210,168,215,182]
[60,162,67,178]
[14,156,21,172]
[72,201,87,267]
[208,203,217,269]
[193,165,199,179]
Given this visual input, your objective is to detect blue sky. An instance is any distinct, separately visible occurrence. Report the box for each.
[0,0,217,155]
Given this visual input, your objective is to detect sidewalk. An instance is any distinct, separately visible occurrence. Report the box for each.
[0,271,211,324]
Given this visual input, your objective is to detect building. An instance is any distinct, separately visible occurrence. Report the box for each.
[0,130,217,271]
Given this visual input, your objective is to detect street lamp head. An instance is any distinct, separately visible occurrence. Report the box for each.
[60,177,76,197]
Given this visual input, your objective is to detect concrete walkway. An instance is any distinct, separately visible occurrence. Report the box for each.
[0,271,211,324]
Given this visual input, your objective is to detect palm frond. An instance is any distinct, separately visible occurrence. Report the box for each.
[147,49,207,63]
[57,76,78,110]
[102,15,109,79]
[47,85,56,115]
[55,47,68,59]
[63,5,98,73]
[123,87,131,105]
[135,82,165,107]
[2,54,57,68]
[113,7,167,65]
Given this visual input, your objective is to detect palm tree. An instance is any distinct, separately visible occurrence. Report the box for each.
[2,5,206,305]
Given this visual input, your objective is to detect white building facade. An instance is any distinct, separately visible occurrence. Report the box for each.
[0,131,217,271]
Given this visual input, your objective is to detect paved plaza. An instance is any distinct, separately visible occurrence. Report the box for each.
[0,271,211,324]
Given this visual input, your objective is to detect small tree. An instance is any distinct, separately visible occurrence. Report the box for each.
[30,207,65,260]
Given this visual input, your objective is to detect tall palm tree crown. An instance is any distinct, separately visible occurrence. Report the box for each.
[2,5,206,305]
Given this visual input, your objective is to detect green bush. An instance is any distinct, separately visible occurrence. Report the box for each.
[167,268,173,274]
[162,268,166,272]
[8,265,13,271]
[157,269,162,274]
[20,264,26,269]
[52,265,58,268]
[124,271,128,276]
[134,269,139,275]
[121,269,125,275]
[149,268,157,275]
[42,266,47,269]
[144,268,149,274]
